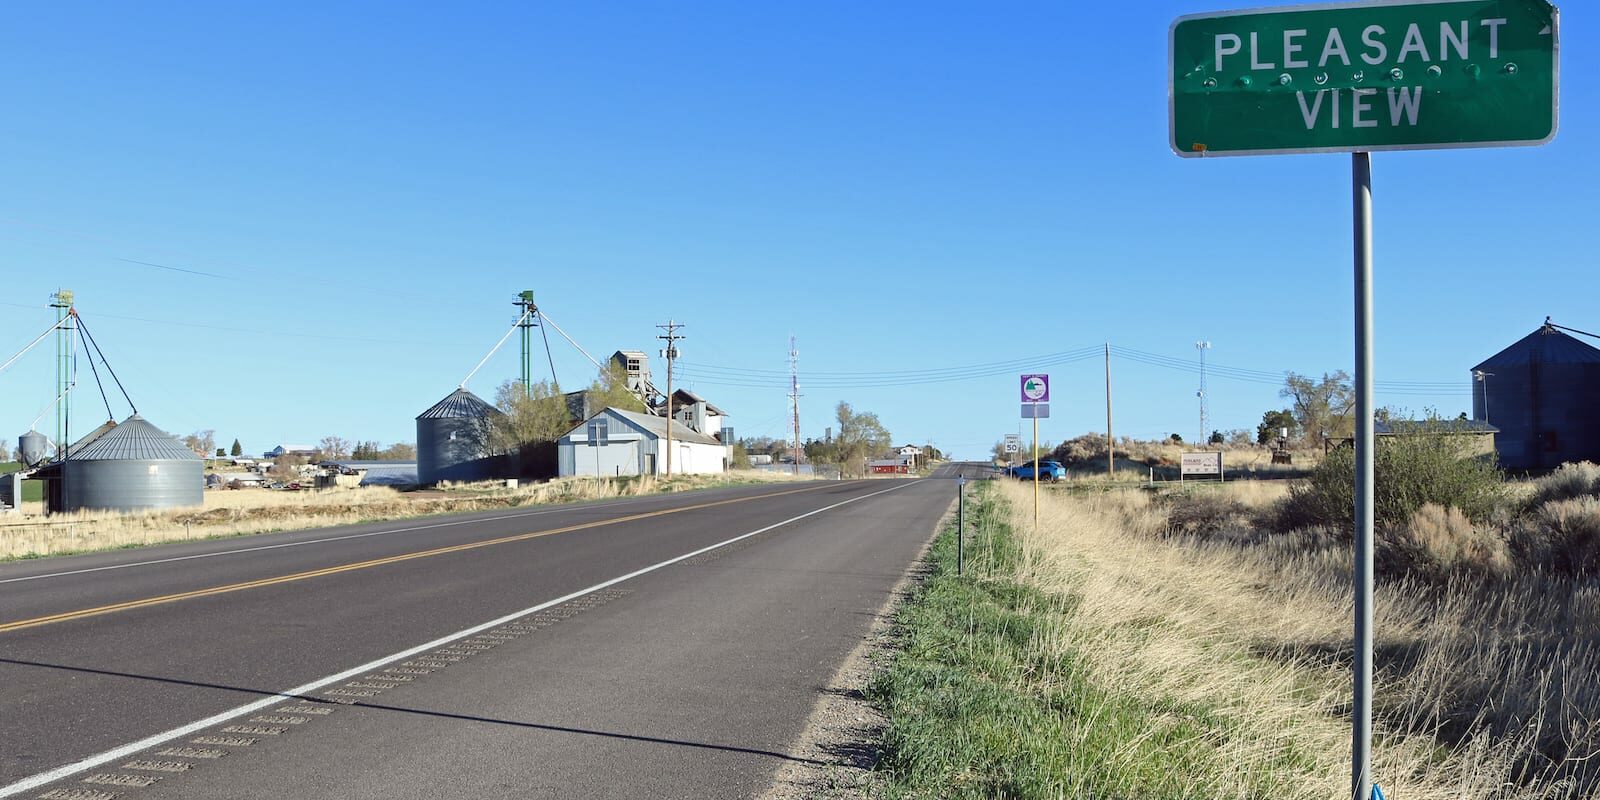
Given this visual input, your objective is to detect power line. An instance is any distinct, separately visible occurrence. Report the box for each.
[1111,345,1469,394]
[680,346,1103,378]
[678,348,1104,389]
[678,343,1471,398]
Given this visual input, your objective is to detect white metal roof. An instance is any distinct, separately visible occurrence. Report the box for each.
[566,407,722,446]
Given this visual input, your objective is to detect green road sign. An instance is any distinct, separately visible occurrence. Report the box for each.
[1170,0,1558,156]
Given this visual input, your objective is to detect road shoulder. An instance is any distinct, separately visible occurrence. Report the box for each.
[759,497,950,800]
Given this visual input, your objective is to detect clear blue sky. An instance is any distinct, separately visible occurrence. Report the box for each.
[1,1,1592,459]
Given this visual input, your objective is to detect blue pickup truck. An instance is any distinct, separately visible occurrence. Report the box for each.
[1007,459,1065,482]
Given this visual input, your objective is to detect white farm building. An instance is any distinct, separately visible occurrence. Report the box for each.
[558,407,728,477]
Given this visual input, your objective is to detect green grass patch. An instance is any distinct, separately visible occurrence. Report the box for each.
[0,462,44,502]
[867,484,1316,798]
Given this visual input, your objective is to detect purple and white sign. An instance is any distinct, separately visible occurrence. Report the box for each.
[1020,374,1049,403]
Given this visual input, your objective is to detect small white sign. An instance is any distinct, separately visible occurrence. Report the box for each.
[1180,452,1223,477]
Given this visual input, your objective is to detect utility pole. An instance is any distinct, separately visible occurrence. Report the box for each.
[50,289,73,454]
[657,320,684,476]
[515,291,537,399]
[1474,370,1494,425]
[1195,340,1212,447]
[788,336,802,476]
[1105,343,1114,477]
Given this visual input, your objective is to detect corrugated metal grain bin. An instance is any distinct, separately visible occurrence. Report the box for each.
[50,414,203,513]
[416,388,503,484]
[18,430,49,467]
[1472,323,1600,472]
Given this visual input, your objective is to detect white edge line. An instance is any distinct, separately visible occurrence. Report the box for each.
[0,478,922,798]
[0,483,809,586]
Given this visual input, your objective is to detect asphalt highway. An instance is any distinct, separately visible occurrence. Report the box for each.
[0,472,963,799]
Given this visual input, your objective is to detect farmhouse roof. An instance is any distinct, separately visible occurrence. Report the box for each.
[568,407,722,446]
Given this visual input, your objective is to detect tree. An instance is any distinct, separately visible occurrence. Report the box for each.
[269,453,307,480]
[0,440,10,462]
[1256,409,1298,445]
[1208,430,1224,445]
[730,442,751,469]
[351,441,381,460]
[318,436,352,460]
[215,448,226,457]
[230,439,243,457]
[830,402,892,477]
[183,430,216,457]
[583,363,647,414]
[489,378,569,452]
[1170,433,1183,443]
[379,442,416,460]
[1281,371,1355,444]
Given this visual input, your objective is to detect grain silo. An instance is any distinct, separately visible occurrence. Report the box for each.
[416,388,503,484]
[46,414,203,513]
[1472,322,1600,472]
[18,430,49,467]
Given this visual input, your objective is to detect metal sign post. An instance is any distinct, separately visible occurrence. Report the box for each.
[1351,150,1375,798]
[957,475,967,576]
[1020,374,1050,531]
[1169,4,1557,797]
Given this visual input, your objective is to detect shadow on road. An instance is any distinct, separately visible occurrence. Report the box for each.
[0,656,828,766]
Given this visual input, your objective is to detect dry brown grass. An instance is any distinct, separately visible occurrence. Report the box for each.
[997,479,1595,798]
[0,470,814,560]
[1400,502,1513,578]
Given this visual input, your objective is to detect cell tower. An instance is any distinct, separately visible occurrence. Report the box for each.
[1196,340,1212,446]
[789,336,801,475]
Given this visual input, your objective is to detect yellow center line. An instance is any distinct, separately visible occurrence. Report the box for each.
[0,482,846,635]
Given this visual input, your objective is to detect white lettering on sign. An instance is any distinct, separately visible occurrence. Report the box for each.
[1397,23,1429,62]
[1250,31,1274,69]
[1320,28,1350,67]
[1283,29,1308,68]
[1440,21,1469,60]
[1216,33,1241,72]
[1352,87,1377,128]
[1296,90,1325,128]
[1295,87,1423,129]
[1212,16,1513,73]
[1482,18,1505,59]
[1388,86,1422,125]
[1360,25,1388,65]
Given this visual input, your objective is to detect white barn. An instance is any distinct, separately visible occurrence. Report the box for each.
[558,407,727,477]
